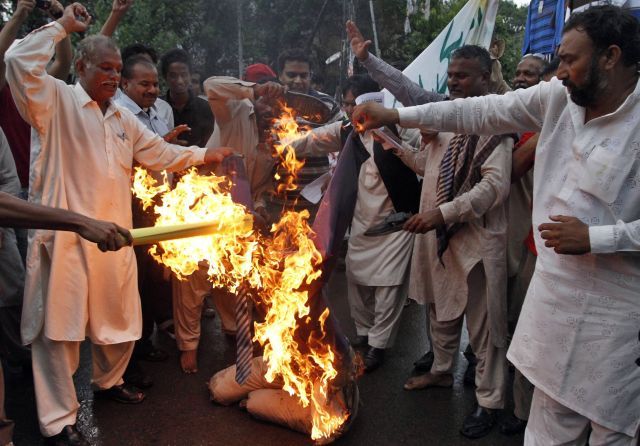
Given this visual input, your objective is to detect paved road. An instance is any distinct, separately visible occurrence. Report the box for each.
[6,269,524,446]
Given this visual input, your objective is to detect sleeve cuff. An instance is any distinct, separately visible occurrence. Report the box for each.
[439,202,458,225]
[51,21,68,41]
[589,225,616,253]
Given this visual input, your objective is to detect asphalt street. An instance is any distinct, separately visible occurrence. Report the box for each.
[6,268,524,446]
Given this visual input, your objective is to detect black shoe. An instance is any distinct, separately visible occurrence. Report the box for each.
[460,405,496,439]
[413,351,434,373]
[350,335,368,348]
[45,424,89,446]
[94,383,146,404]
[363,347,385,372]
[364,212,412,237]
[499,412,527,436]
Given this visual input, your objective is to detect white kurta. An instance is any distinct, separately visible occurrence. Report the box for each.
[5,22,208,345]
[398,77,640,436]
[346,132,414,287]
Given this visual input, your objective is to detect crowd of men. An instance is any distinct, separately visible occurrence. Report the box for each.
[0,0,638,445]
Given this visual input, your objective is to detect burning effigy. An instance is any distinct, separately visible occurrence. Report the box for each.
[130,104,359,443]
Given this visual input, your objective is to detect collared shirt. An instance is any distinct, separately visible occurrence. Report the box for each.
[114,87,174,130]
[5,21,208,345]
[115,93,170,136]
[398,77,640,436]
[164,90,214,147]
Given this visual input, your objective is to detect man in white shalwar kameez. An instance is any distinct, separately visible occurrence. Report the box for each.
[353,5,640,444]
[4,5,233,444]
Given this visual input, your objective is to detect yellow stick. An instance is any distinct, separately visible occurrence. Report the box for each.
[129,215,254,246]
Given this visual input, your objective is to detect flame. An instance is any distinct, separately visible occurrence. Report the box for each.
[271,104,309,195]
[131,106,350,442]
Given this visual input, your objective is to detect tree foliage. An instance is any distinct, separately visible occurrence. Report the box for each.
[1,0,528,93]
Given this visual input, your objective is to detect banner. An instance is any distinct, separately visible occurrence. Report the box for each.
[385,0,500,107]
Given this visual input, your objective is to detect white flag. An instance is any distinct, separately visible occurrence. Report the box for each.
[385,0,500,107]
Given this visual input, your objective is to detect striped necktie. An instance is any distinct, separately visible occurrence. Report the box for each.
[234,292,253,384]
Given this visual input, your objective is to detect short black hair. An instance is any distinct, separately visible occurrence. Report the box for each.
[341,74,379,98]
[122,54,156,80]
[450,45,492,74]
[541,57,560,78]
[277,48,311,73]
[160,48,192,78]
[121,43,158,64]
[563,5,640,67]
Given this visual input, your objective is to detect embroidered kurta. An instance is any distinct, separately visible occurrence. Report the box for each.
[5,22,208,345]
[398,77,640,436]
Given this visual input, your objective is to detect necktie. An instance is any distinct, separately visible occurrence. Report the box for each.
[234,291,253,384]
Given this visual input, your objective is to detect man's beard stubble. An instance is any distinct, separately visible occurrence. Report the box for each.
[563,58,606,107]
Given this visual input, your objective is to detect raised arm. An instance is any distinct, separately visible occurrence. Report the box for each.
[347,20,444,106]
[0,0,36,90]
[4,3,91,133]
[288,121,343,157]
[100,0,134,37]
[353,80,552,137]
[47,35,73,81]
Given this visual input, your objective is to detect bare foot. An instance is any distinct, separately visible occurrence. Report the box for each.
[180,350,198,374]
[403,372,453,390]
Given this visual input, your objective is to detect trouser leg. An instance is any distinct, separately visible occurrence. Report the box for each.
[526,387,638,445]
[31,334,81,437]
[368,281,408,349]
[525,387,590,446]
[465,262,506,410]
[0,363,14,445]
[91,341,134,390]
[346,280,374,337]
[172,268,209,351]
[429,304,463,375]
[513,368,534,420]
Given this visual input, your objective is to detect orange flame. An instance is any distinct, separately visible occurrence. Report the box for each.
[271,104,309,194]
[131,106,350,442]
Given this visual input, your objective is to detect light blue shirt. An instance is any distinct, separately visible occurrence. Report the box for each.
[115,92,170,137]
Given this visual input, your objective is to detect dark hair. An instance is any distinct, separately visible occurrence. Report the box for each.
[122,54,156,79]
[160,48,192,78]
[277,48,311,73]
[121,43,158,64]
[450,45,492,74]
[341,74,379,98]
[541,57,560,78]
[564,5,640,67]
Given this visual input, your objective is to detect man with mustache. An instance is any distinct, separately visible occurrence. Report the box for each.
[348,20,513,438]
[4,4,234,445]
[353,5,640,444]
